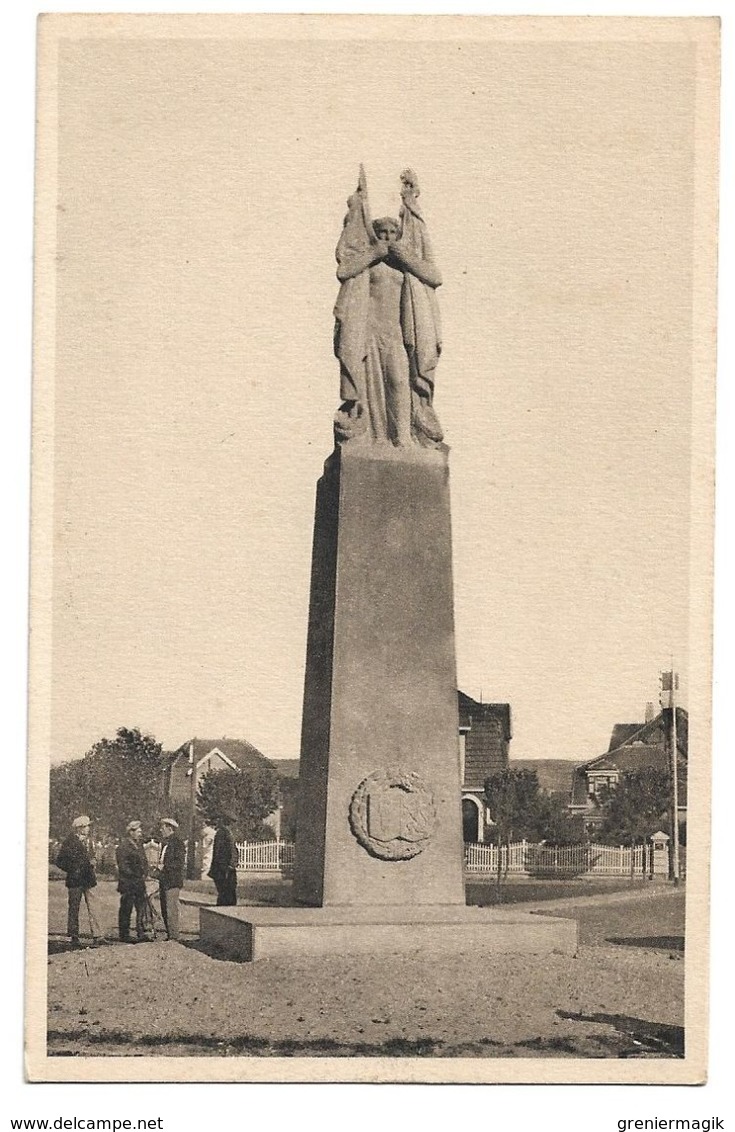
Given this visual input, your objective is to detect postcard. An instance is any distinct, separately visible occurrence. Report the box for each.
[27,14,719,1084]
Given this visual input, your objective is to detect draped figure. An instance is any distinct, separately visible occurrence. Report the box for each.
[333,167,443,448]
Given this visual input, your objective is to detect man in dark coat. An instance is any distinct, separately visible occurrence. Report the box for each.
[55,815,104,947]
[207,814,238,906]
[157,818,185,941]
[115,820,148,943]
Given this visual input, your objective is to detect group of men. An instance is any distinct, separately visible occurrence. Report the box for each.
[115,817,185,943]
[54,812,239,947]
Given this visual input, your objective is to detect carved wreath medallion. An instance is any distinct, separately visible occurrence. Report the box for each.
[349,768,437,861]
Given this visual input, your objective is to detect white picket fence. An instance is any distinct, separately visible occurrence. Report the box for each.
[464,840,647,877]
[236,839,295,872]
[236,839,648,877]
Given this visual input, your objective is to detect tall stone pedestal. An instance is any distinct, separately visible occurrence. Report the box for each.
[293,443,465,907]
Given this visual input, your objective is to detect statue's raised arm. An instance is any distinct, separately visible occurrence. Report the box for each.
[333,167,373,440]
[335,166,384,282]
[387,169,443,289]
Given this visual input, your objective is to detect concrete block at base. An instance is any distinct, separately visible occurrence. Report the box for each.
[199,905,578,962]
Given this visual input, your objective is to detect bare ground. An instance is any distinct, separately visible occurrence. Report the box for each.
[46,878,684,1059]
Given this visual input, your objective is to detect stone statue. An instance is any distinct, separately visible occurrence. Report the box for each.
[333,167,444,448]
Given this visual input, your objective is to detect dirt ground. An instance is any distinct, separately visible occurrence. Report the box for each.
[46,877,684,1059]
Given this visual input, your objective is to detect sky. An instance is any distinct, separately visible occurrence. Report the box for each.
[44,24,699,766]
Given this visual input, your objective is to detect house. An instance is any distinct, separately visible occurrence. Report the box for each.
[458,692,511,842]
[162,737,277,805]
[569,705,688,834]
[162,738,297,838]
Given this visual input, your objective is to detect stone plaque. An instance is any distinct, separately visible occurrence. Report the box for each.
[349,769,437,860]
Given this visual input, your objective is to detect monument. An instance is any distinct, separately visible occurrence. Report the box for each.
[200,169,577,959]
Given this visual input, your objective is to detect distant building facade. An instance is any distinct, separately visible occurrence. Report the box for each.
[569,706,688,834]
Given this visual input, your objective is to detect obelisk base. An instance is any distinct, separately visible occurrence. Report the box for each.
[199,904,578,961]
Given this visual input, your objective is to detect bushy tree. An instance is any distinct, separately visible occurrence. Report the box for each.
[49,728,165,840]
[598,768,670,846]
[278,778,299,842]
[484,769,542,845]
[484,769,542,896]
[535,794,587,847]
[196,765,280,841]
[49,759,87,840]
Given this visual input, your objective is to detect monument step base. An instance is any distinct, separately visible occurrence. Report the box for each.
[199,904,578,962]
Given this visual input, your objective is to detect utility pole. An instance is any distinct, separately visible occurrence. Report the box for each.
[660,668,681,885]
[670,668,681,885]
[187,738,197,880]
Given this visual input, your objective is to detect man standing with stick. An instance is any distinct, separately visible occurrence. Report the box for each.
[56,814,105,948]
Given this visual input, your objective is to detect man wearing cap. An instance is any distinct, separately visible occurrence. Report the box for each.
[157,818,185,941]
[55,815,104,948]
[207,814,239,907]
[115,820,148,943]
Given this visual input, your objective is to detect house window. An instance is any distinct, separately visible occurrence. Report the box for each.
[588,773,618,797]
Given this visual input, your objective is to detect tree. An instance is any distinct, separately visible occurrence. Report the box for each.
[484,769,542,897]
[534,793,586,847]
[196,765,280,841]
[49,759,87,840]
[484,769,542,841]
[598,768,670,847]
[49,727,165,840]
[277,777,299,842]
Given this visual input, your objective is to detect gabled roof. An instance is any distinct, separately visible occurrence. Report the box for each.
[168,738,271,775]
[609,723,642,751]
[167,739,300,781]
[605,708,688,759]
[458,692,512,740]
[583,743,670,776]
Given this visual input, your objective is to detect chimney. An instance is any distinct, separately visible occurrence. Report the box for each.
[645,702,655,724]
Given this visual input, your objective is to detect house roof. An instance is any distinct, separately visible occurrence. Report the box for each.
[606,708,688,758]
[609,723,642,751]
[583,742,671,776]
[457,692,512,740]
[510,759,577,797]
[168,738,274,776]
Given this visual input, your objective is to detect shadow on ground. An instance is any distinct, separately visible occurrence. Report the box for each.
[607,935,684,952]
[557,1010,684,1058]
[47,939,116,956]
[178,938,242,962]
[465,881,641,906]
[47,1030,511,1058]
[48,940,83,956]
[46,1016,684,1060]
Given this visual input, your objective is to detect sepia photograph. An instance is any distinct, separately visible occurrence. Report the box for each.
[26,13,719,1084]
